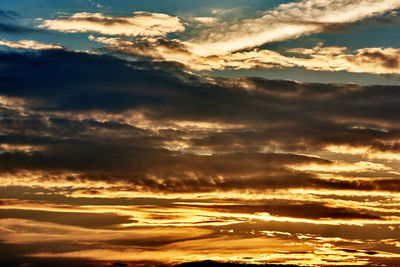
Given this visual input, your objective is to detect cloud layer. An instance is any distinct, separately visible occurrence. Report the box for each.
[0,49,399,196]
[1,0,400,264]
[0,47,399,266]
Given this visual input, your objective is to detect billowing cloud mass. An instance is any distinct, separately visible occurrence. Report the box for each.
[0,50,399,192]
[1,0,400,266]
[0,49,400,266]
[39,12,185,37]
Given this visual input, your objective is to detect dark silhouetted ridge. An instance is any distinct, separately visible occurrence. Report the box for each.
[176,260,301,267]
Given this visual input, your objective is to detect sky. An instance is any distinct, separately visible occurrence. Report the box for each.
[0,0,400,266]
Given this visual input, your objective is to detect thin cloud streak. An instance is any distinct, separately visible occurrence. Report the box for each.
[0,39,62,50]
[39,12,185,37]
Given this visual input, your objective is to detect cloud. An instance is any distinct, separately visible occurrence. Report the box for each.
[189,0,400,55]
[91,36,294,71]
[0,218,211,247]
[0,209,133,229]
[39,12,185,37]
[326,145,400,161]
[0,39,62,50]
[286,45,400,74]
[289,160,392,173]
[192,17,218,24]
[92,37,400,74]
[0,49,399,196]
[178,202,384,221]
[1,3,400,266]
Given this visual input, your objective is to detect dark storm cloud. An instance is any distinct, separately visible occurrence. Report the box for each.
[1,127,400,193]
[0,114,150,143]
[0,112,329,193]
[0,50,198,112]
[0,50,399,124]
[0,49,399,193]
[0,133,330,192]
[314,177,400,192]
[187,125,400,153]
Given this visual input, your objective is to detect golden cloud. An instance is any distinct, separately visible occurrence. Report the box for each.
[39,12,185,37]
[0,39,62,50]
[91,36,400,74]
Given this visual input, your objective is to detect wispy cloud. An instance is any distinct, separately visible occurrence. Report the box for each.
[192,17,218,24]
[30,0,400,76]
[190,0,400,55]
[39,12,185,37]
[287,45,400,74]
[0,39,62,50]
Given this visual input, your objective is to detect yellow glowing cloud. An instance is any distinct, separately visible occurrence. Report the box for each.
[39,12,185,37]
[289,160,392,173]
[26,234,389,266]
[193,17,219,24]
[0,144,44,153]
[326,145,400,161]
[0,39,62,50]
[26,236,312,263]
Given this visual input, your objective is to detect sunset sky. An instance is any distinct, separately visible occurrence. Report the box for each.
[0,0,400,266]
